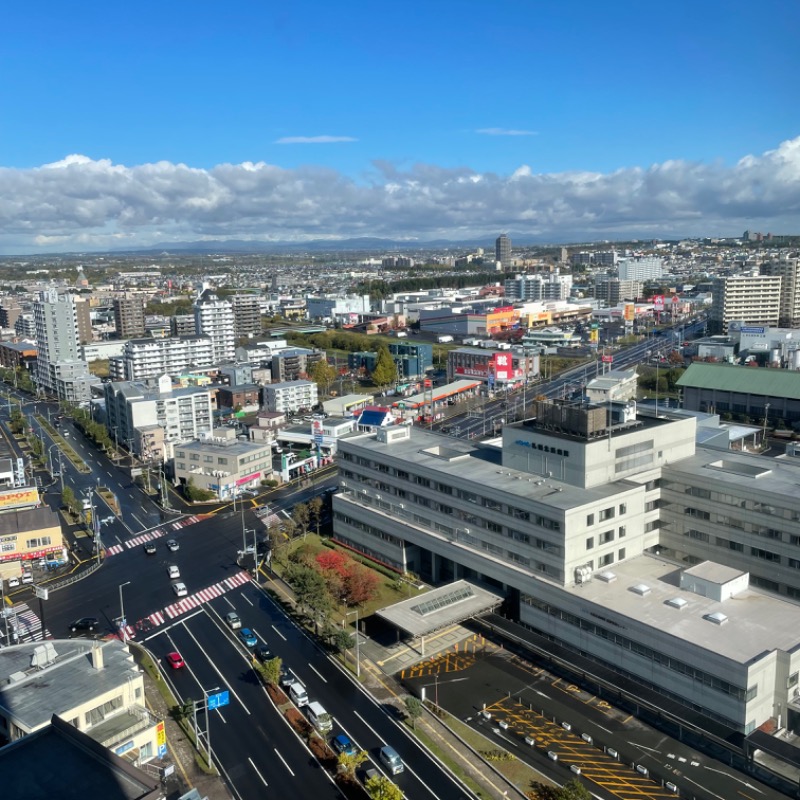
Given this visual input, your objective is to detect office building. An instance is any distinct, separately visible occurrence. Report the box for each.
[112,297,146,339]
[262,380,318,415]
[103,375,214,461]
[495,234,511,270]
[709,275,782,334]
[172,428,272,500]
[332,403,800,737]
[231,294,263,340]
[306,294,371,323]
[109,335,214,382]
[504,271,573,302]
[194,285,235,362]
[761,257,800,328]
[617,256,663,282]
[347,342,433,381]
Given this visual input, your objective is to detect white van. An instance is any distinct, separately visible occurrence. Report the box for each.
[306,701,332,733]
[288,681,308,707]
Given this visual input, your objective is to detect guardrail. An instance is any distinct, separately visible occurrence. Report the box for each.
[46,555,103,592]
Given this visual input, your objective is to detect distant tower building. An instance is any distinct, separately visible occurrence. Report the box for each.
[113,297,146,339]
[170,314,197,338]
[617,256,663,282]
[495,234,511,271]
[74,297,93,345]
[194,285,235,363]
[231,294,263,340]
[761,257,800,328]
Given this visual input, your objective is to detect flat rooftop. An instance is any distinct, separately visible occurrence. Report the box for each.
[341,427,631,510]
[571,555,800,665]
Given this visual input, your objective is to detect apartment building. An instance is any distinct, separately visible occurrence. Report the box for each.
[709,275,782,334]
[271,347,325,382]
[104,376,214,460]
[231,294,263,339]
[761,257,800,328]
[262,380,318,414]
[194,286,235,362]
[591,276,643,306]
[170,314,196,337]
[109,335,214,381]
[112,297,146,339]
[617,256,663,281]
[332,404,800,737]
[504,271,572,302]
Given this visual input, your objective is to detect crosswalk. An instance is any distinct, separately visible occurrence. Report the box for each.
[3,602,51,642]
[105,515,207,557]
[119,570,251,640]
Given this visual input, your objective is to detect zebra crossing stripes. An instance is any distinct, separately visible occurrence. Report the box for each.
[105,515,208,559]
[5,603,51,642]
[106,543,124,556]
[124,528,166,549]
[163,570,251,620]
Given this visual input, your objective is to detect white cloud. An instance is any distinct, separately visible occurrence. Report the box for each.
[274,135,357,144]
[477,128,538,137]
[0,137,799,252]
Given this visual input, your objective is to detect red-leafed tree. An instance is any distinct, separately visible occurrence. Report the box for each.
[316,549,350,577]
[342,563,380,606]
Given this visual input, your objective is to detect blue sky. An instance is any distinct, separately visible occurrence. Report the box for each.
[1,0,798,252]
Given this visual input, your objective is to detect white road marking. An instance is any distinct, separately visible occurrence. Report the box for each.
[182,624,251,715]
[142,608,204,641]
[106,470,112,476]
[224,596,237,610]
[273,748,294,776]
[271,624,287,641]
[308,663,328,683]
[240,593,253,606]
[248,757,268,786]
[131,514,144,529]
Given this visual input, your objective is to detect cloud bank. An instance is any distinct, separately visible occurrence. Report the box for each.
[0,138,798,253]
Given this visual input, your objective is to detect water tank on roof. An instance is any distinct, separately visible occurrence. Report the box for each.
[770,348,781,365]
[790,350,800,370]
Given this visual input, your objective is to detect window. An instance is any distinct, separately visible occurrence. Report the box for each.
[619,503,627,515]
[600,530,614,544]
[788,672,798,689]
[586,536,595,550]
[618,526,626,538]
[217,457,228,465]
[745,685,758,702]
[25,537,51,548]
[599,553,614,567]
[750,547,780,563]
[586,513,595,526]
[618,547,626,560]
[599,507,615,522]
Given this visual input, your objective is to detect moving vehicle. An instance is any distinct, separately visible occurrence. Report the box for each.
[254,644,272,663]
[279,665,293,687]
[172,582,188,597]
[238,627,257,647]
[307,701,333,733]
[167,565,180,579]
[379,745,404,775]
[225,611,242,630]
[166,651,185,669]
[288,681,308,707]
[70,617,99,633]
[331,733,357,755]
[143,542,157,555]
[166,539,179,552]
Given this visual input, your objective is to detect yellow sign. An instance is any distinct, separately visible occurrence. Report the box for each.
[623,303,635,322]
[589,329,599,343]
[156,721,166,747]
[0,488,39,509]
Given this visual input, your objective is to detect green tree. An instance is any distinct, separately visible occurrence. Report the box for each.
[331,628,354,656]
[61,486,79,516]
[337,748,367,781]
[311,359,338,398]
[365,773,403,800]
[528,779,592,800]
[259,656,282,686]
[370,346,397,392]
[308,496,324,535]
[292,502,310,539]
[404,696,423,730]
[287,563,332,631]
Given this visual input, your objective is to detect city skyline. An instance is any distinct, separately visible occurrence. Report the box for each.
[1,0,798,253]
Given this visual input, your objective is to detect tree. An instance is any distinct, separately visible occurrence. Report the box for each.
[316,549,350,577]
[292,502,310,538]
[311,359,338,398]
[260,656,282,686]
[61,486,79,516]
[287,563,332,631]
[330,628,354,656]
[308,495,324,535]
[342,563,380,606]
[404,696,423,729]
[337,748,367,781]
[365,773,403,800]
[528,779,591,800]
[370,346,397,392]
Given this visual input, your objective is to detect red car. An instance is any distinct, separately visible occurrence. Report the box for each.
[166,651,185,669]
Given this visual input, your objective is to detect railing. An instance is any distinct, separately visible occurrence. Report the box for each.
[47,554,103,592]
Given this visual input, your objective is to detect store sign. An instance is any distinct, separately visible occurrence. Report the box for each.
[652,295,665,311]
[156,721,166,748]
[0,488,39,510]
[235,471,261,486]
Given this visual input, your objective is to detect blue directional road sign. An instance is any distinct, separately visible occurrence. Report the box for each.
[207,690,230,710]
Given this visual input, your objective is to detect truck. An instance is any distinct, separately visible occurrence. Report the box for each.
[436,334,454,343]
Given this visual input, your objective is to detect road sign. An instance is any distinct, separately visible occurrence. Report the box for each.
[34,586,49,600]
[207,690,230,710]
[601,355,613,363]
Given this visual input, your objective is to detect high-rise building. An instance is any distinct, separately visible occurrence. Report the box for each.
[0,301,21,330]
[709,275,782,334]
[74,297,93,345]
[504,271,572,302]
[617,256,663,282]
[113,297,146,339]
[591,277,643,306]
[170,314,196,337]
[231,294,263,340]
[109,335,215,381]
[33,290,93,400]
[495,234,511,270]
[194,285,235,363]
[761,257,800,328]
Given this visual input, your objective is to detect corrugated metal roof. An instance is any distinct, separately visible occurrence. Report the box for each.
[677,363,800,400]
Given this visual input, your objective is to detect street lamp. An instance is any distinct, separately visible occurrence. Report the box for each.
[763,403,771,448]
[118,581,131,642]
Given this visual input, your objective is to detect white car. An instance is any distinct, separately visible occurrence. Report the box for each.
[168,565,180,579]
[7,576,20,588]
[172,582,188,597]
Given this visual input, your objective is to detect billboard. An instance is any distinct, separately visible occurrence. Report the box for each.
[0,487,39,511]
[652,295,665,311]
[493,353,512,381]
[623,303,635,322]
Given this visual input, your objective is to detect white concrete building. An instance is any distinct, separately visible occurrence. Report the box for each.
[194,285,235,362]
[109,335,214,381]
[262,380,318,415]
